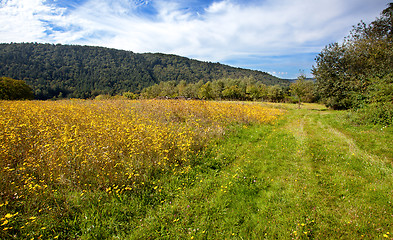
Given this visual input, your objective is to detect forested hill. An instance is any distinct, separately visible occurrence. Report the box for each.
[0,43,288,99]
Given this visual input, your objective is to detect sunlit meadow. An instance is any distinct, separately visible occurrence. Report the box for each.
[0,99,282,239]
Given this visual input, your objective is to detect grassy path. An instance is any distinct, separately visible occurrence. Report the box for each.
[275,106,393,239]
[132,104,393,239]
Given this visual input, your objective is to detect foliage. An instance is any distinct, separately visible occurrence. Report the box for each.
[313,42,358,109]
[198,82,213,100]
[0,43,288,100]
[267,84,285,102]
[289,74,316,107]
[122,91,138,99]
[352,73,393,125]
[367,73,393,104]
[312,4,393,111]
[0,77,34,100]
[140,76,292,102]
[353,102,393,126]
[94,94,126,100]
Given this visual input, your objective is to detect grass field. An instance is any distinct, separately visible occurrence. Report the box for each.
[1,100,392,239]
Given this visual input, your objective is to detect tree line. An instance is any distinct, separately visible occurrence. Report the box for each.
[1,73,319,105]
[137,76,317,103]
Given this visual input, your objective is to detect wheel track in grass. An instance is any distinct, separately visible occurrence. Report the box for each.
[276,106,393,239]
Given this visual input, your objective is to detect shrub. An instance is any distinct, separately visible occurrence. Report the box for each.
[123,91,138,99]
[0,77,34,100]
[355,102,393,126]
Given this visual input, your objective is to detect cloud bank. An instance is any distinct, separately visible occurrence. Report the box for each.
[0,0,388,77]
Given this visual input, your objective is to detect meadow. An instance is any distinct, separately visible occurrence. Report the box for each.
[0,99,282,239]
[1,100,392,239]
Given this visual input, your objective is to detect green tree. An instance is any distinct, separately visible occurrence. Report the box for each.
[257,83,269,101]
[222,85,243,100]
[123,91,138,99]
[0,77,34,100]
[290,74,316,108]
[211,80,224,100]
[198,81,213,100]
[246,84,260,101]
[367,74,393,104]
[182,84,197,99]
[160,81,178,98]
[176,80,188,97]
[312,43,352,109]
[313,3,393,110]
[267,85,284,102]
[140,84,161,99]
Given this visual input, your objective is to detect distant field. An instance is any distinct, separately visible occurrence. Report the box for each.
[0,100,392,239]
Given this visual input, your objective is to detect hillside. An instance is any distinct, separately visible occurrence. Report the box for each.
[0,43,288,99]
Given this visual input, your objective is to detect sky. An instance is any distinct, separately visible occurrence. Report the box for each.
[0,0,389,79]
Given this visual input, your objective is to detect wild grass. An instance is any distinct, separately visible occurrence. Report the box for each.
[0,99,282,239]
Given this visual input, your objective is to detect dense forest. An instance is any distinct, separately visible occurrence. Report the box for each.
[0,43,288,99]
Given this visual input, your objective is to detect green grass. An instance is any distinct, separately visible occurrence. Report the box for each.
[2,103,393,239]
[131,103,393,239]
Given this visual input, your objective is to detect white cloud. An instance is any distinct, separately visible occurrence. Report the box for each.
[0,0,66,42]
[0,0,389,75]
[64,0,386,60]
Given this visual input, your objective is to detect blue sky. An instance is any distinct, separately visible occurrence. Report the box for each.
[0,0,389,78]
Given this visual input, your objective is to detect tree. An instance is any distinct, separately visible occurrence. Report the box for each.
[312,43,352,109]
[140,84,161,99]
[211,80,224,100]
[257,83,269,101]
[267,85,284,102]
[290,74,316,108]
[0,77,34,100]
[123,91,138,99]
[176,80,187,97]
[160,81,178,98]
[246,84,260,101]
[182,84,198,99]
[198,81,213,100]
[222,85,243,100]
[313,3,393,110]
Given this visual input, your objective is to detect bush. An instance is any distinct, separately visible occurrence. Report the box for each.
[123,91,139,99]
[324,96,354,110]
[0,77,34,100]
[355,102,393,126]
